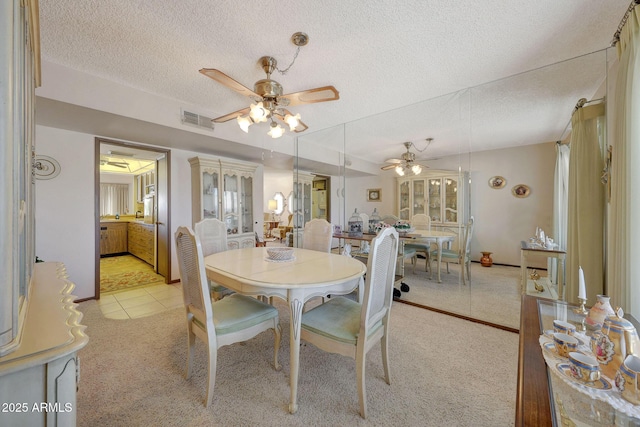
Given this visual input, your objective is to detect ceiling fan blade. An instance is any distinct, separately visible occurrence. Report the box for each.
[199,68,260,98]
[213,107,251,123]
[280,86,339,106]
[383,158,403,164]
[381,164,399,171]
[274,109,309,133]
[108,162,127,169]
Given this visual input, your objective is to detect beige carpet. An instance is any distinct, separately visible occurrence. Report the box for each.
[397,261,522,330]
[76,297,518,426]
[100,255,164,293]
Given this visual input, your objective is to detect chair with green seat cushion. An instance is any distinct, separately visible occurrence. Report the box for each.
[404,214,432,272]
[430,216,474,285]
[174,226,281,407]
[194,218,233,300]
[300,226,399,419]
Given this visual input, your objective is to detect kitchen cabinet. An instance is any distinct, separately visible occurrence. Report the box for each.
[128,222,155,265]
[136,170,156,203]
[99,221,128,255]
[189,157,257,248]
[397,170,469,227]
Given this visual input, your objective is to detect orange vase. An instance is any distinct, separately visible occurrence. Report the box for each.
[480,251,493,267]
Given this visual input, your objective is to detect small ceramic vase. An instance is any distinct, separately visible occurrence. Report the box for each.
[480,252,493,267]
[586,295,615,331]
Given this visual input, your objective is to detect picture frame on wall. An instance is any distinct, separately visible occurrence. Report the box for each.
[511,184,530,198]
[367,188,381,202]
[488,176,506,189]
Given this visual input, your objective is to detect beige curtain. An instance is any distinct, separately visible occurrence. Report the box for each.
[566,104,605,305]
[551,143,570,286]
[608,8,640,314]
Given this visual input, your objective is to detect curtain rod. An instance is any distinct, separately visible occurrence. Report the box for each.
[558,97,605,142]
[611,0,640,46]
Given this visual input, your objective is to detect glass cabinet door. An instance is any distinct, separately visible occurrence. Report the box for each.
[399,179,410,220]
[412,179,426,216]
[443,176,458,224]
[428,178,441,222]
[241,175,253,233]
[223,172,239,233]
[303,181,312,225]
[202,170,219,219]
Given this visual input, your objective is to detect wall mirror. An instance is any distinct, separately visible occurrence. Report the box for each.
[293,48,610,330]
[273,192,285,215]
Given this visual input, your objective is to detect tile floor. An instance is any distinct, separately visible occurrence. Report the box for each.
[97,283,183,319]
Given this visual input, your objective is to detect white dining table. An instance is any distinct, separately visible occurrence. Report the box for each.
[408,229,456,282]
[203,246,366,414]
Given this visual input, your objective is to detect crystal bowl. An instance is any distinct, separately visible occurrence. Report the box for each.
[266,247,295,261]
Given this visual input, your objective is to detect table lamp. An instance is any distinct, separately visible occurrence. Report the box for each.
[268,199,278,221]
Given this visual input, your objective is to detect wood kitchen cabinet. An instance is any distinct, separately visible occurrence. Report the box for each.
[128,222,155,265]
[99,222,128,255]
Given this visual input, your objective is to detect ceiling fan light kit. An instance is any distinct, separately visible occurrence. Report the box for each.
[382,139,433,176]
[200,32,339,139]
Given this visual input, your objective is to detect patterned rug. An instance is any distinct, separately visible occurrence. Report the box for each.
[100,255,165,293]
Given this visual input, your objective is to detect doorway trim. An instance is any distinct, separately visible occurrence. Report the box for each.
[94,138,171,299]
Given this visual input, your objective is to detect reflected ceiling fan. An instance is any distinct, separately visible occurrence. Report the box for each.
[199,32,339,138]
[381,139,435,176]
[100,159,128,169]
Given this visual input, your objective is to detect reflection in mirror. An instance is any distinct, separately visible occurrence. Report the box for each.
[294,49,609,330]
[273,192,285,215]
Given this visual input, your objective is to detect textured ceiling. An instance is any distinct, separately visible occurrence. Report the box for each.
[38,0,630,172]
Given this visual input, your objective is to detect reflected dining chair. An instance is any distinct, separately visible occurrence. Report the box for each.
[300,227,399,418]
[430,216,475,285]
[302,218,333,253]
[174,226,282,407]
[195,218,232,301]
[404,213,432,272]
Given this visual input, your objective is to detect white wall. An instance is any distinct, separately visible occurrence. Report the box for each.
[469,142,555,266]
[35,125,264,300]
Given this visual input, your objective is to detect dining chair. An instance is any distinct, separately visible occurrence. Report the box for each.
[174,226,282,407]
[194,218,234,300]
[300,226,399,418]
[404,213,432,272]
[302,218,333,253]
[381,214,399,225]
[430,216,475,285]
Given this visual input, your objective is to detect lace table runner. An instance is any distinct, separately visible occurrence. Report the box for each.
[539,334,640,419]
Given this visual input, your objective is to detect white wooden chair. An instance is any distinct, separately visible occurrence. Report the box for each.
[174,226,281,407]
[300,227,399,418]
[194,218,232,300]
[302,218,333,253]
[404,214,432,272]
[430,216,475,285]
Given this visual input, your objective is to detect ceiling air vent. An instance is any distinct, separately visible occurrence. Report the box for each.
[181,109,214,131]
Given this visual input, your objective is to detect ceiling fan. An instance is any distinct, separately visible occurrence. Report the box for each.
[100,159,128,169]
[199,32,339,138]
[381,139,434,176]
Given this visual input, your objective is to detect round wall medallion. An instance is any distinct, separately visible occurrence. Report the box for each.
[33,155,61,180]
[511,184,530,198]
[488,176,506,189]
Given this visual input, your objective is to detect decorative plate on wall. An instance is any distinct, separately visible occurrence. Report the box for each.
[33,155,61,180]
[511,184,530,198]
[488,176,506,189]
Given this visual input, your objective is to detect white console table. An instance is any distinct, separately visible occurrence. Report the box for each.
[0,262,88,427]
[520,241,566,301]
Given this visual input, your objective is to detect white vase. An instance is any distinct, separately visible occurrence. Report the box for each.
[586,295,615,330]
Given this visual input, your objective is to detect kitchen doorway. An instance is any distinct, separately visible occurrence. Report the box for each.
[95,138,171,298]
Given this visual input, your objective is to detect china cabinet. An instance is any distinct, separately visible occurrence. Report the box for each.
[292,172,314,228]
[189,157,257,248]
[397,170,469,227]
[1,4,88,425]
